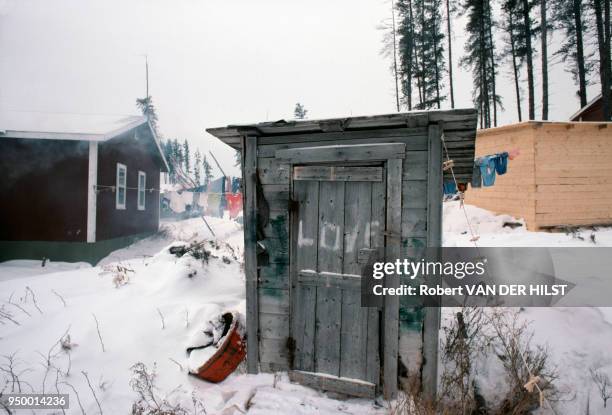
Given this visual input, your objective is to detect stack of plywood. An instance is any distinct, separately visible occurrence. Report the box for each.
[465,121,612,230]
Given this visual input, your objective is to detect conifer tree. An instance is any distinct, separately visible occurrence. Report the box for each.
[553,0,592,107]
[183,140,191,174]
[193,149,202,186]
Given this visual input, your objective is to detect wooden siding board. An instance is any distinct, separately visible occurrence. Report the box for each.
[422,124,443,399]
[314,180,345,376]
[258,136,427,158]
[292,180,320,372]
[340,181,372,380]
[383,158,402,399]
[288,370,376,399]
[276,143,406,164]
[243,136,259,374]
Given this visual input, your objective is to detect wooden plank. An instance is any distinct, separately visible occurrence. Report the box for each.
[402,208,427,238]
[259,263,290,289]
[383,158,402,400]
[423,123,443,399]
[258,127,428,145]
[260,338,290,365]
[292,180,320,372]
[298,270,361,290]
[243,135,259,374]
[367,172,385,386]
[315,180,345,376]
[402,151,428,180]
[403,181,428,208]
[288,370,376,399]
[258,135,427,157]
[262,210,289,240]
[258,157,290,184]
[259,312,290,340]
[293,166,383,182]
[340,181,371,379]
[258,288,289,315]
[276,143,406,163]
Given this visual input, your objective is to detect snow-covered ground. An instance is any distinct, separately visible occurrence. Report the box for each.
[0,204,611,414]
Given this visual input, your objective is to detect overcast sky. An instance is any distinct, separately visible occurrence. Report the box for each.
[0,0,600,178]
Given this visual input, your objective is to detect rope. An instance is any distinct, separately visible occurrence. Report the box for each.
[442,134,556,413]
[518,344,558,414]
[440,132,480,247]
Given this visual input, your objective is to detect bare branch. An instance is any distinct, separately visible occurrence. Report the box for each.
[156,308,165,330]
[25,287,43,314]
[60,381,86,415]
[81,371,103,415]
[92,314,105,353]
[52,290,67,307]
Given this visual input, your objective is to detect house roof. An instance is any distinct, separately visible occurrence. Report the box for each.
[0,110,168,171]
[207,108,478,183]
[569,89,612,121]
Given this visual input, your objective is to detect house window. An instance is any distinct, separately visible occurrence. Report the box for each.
[138,171,146,211]
[116,163,127,210]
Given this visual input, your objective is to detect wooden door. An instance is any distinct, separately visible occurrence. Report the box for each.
[290,164,385,395]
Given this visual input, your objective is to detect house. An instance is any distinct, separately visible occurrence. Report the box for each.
[207,109,478,399]
[570,90,612,121]
[0,111,169,264]
[464,121,612,230]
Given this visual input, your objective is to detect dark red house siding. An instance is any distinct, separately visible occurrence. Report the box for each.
[95,125,161,240]
[0,138,89,241]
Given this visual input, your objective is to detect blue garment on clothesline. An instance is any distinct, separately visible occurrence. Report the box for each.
[480,156,497,187]
[494,151,509,175]
[472,158,483,188]
[443,180,457,195]
[232,177,241,193]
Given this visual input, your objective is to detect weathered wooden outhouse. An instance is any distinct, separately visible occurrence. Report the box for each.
[207,109,477,399]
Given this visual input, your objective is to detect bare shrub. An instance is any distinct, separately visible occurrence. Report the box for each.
[486,309,561,414]
[100,263,134,288]
[129,362,193,415]
[439,308,488,414]
[590,368,612,408]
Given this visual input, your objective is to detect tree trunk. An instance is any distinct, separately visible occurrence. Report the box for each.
[446,0,455,108]
[433,9,441,108]
[574,0,588,107]
[420,0,427,107]
[407,0,415,110]
[523,0,535,120]
[541,0,549,120]
[510,14,523,121]
[594,0,608,118]
[486,0,498,126]
[391,0,401,112]
[606,0,611,120]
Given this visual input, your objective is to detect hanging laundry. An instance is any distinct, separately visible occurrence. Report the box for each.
[207,193,224,218]
[443,180,457,195]
[494,152,509,175]
[471,158,483,188]
[208,177,226,194]
[480,156,497,187]
[232,177,242,193]
[225,193,243,219]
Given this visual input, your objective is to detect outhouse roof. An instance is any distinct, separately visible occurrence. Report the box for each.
[207,108,478,183]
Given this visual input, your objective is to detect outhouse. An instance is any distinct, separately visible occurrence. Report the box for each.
[207,109,477,399]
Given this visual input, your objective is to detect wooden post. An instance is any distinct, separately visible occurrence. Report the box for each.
[243,135,259,374]
[422,122,443,398]
[383,158,402,400]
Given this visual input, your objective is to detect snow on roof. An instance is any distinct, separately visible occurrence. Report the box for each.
[0,110,148,141]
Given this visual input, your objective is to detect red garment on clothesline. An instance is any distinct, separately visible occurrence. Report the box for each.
[225,193,243,219]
